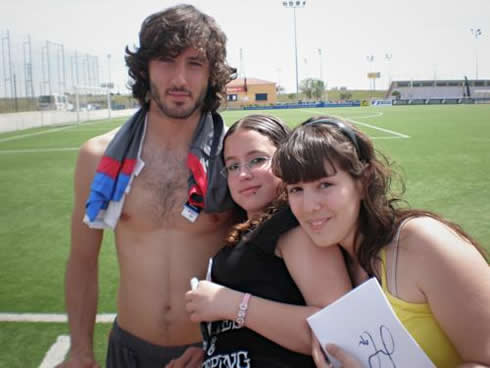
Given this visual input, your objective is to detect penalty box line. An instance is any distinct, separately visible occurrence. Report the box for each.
[39,335,70,368]
[298,109,410,139]
[346,117,410,139]
[0,313,116,367]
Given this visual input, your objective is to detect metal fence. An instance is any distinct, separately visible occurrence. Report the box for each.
[0,28,115,117]
[0,29,105,99]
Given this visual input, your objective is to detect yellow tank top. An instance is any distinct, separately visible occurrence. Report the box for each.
[380,248,462,367]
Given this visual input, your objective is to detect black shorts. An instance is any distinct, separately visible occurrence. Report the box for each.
[106,318,202,368]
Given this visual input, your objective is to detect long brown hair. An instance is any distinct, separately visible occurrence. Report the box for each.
[223,114,291,246]
[273,115,486,276]
[125,4,235,111]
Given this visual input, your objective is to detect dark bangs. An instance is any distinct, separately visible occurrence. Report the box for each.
[272,126,340,184]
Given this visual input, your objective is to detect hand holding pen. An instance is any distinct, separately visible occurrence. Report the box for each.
[185,279,243,324]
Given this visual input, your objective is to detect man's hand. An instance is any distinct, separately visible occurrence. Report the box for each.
[165,346,203,368]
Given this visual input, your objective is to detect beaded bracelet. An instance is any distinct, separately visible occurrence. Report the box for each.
[235,293,251,328]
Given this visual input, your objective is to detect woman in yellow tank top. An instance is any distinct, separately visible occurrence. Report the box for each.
[272,116,490,367]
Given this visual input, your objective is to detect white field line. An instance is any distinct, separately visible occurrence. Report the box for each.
[297,109,383,120]
[298,109,410,139]
[347,112,384,119]
[370,136,406,140]
[0,312,116,323]
[0,125,77,143]
[0,119,109,144]
[345,117,410,139]
[329,112,384,120]
[39,335,70,368]
[0,147,79,154]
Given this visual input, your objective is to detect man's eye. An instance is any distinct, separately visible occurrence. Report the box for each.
[158,56,173,62]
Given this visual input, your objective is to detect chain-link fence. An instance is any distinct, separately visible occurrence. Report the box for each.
[0,29,113,113]
[0,29,140,132]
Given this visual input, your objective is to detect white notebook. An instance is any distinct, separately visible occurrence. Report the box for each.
[307,278,435,368]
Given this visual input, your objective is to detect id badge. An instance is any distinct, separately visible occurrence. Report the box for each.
[181,202,201,223]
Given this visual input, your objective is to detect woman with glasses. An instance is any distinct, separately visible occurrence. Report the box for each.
[179,115,351,367]
[272,116,490,368]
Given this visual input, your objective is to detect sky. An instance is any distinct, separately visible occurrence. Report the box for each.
[1,0,489,94]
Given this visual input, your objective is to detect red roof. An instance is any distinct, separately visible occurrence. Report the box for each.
[227,78,275,87]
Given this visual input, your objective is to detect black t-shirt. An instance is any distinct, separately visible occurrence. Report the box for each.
[201,206,315,368]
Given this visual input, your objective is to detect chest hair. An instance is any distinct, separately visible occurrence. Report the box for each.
[138,146,190,223]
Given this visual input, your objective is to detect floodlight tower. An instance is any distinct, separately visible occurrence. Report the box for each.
[384,53,392,87]
[366,55,374,91]
[470,28,482,80]
[318,48,323,82]
[318,48,326,100]
[282,0,306,99]
[107,54,112,88]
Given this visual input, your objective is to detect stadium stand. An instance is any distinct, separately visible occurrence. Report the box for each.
[385,79,490,105]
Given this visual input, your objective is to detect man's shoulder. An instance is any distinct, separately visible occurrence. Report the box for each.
[79,127,120,160]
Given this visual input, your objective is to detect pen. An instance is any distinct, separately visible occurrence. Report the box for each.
[190,277,199,291]
[321,346,331,365]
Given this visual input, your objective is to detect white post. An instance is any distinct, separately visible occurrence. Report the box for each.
[282,1,306,100]
[107,54,112,119]
[75,86,80,124]
[293,7,299,97]
[107,88,112,119]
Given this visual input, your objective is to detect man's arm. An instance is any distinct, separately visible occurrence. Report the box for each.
[58,141,104,368]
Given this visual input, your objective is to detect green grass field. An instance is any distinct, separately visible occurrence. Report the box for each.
[1,104,489,367]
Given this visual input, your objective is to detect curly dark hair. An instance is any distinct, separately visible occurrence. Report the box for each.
[273,115,487,277]
[125,4,235,111]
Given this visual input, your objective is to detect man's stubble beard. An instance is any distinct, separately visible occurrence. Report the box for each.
[149,81,208,120]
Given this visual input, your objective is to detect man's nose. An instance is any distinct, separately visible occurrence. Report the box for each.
[171,62,188,88]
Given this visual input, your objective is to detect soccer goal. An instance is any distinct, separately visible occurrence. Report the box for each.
[73,85,113,123]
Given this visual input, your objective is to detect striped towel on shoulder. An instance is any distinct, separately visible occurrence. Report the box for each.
[84,107,233,229]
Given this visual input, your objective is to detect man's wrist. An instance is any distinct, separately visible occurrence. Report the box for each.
[67,347,96,361]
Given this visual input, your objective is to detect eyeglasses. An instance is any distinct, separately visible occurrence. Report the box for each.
[221,156,272,178]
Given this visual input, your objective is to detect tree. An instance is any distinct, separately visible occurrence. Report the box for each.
[339,91,352,101]
[300,78,325,100]
[276,85,286,95]
[391,90,401,100]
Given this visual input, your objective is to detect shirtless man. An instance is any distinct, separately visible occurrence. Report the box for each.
[59,5,236,367]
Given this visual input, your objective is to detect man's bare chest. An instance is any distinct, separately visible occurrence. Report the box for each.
[118,153,229,233]
[122,152,189,222]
